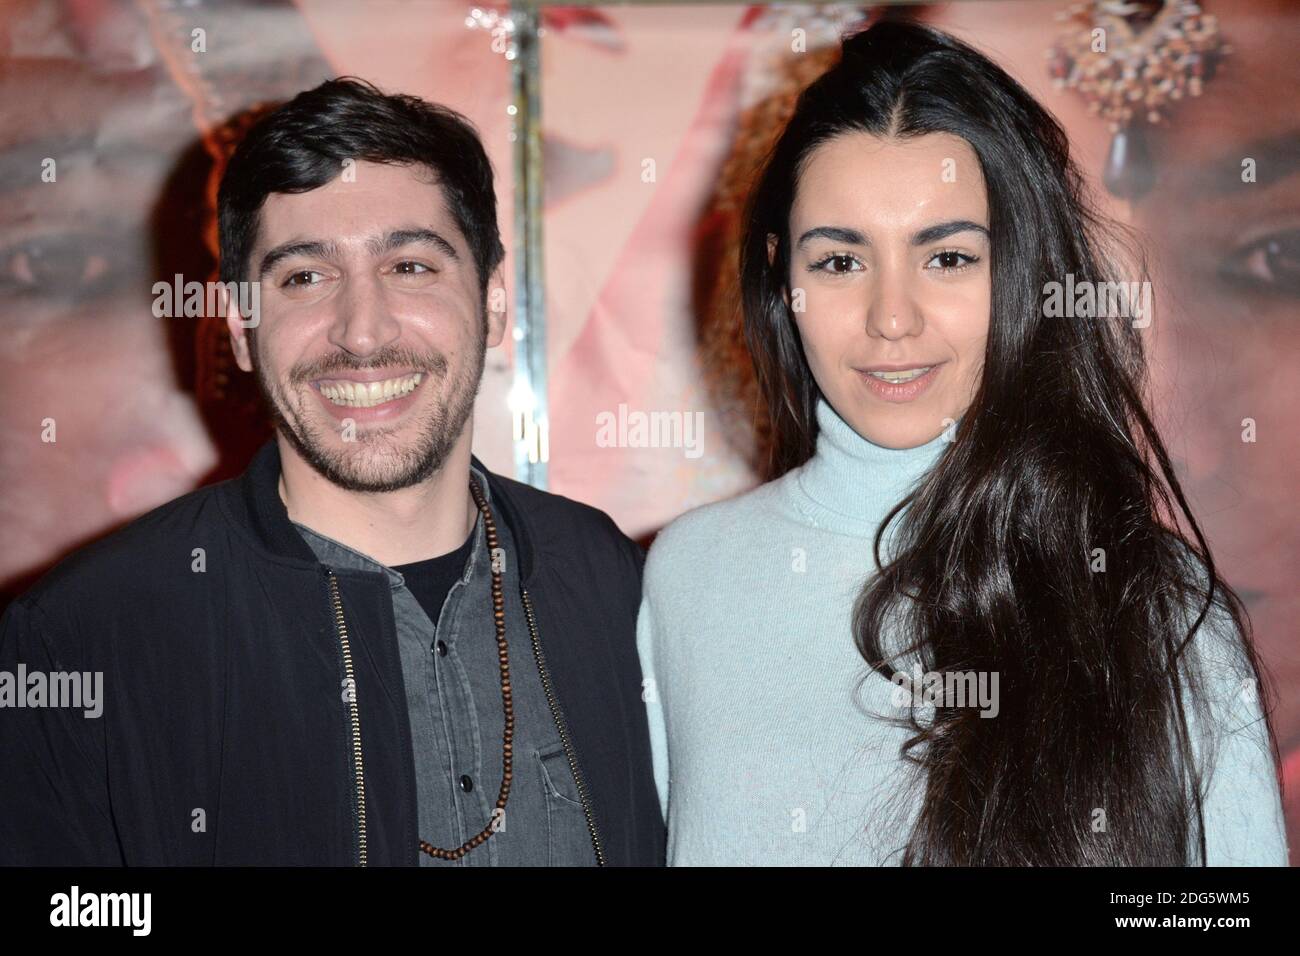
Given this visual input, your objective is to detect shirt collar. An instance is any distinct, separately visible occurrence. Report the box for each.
[226,439,538,584]
[289,462,492,593]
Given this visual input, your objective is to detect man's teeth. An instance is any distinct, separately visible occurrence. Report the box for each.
[868,366,933,384]
[319,373,423,408]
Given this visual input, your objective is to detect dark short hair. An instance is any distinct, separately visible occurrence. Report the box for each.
[217,77,505,303]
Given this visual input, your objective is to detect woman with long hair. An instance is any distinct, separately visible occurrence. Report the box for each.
[635,19,1287,865]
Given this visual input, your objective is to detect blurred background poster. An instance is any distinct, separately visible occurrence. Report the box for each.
[2,0,1296,860]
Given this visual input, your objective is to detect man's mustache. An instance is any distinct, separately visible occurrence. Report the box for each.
[288,348,448,384]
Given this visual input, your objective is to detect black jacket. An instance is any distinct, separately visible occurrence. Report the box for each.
[0,442,665,866]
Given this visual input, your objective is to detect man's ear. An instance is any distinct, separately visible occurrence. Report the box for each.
[222,283,254,373]
[767,233,791,309]
[485,262,508,349]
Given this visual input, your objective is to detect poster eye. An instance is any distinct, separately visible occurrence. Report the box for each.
[1219,232,1300,297]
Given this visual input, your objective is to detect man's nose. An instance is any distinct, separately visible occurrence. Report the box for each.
[327,273,402,357]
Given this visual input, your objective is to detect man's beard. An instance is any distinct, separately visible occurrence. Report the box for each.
[249,325,486,493]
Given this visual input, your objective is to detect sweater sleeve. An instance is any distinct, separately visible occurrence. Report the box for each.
[635,586,671,824]
[1185,599,1289,866]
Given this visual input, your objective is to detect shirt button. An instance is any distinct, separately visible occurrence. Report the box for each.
[436,640,448,657]
[460,774,474,793]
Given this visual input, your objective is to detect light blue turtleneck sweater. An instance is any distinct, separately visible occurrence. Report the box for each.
[635,396,1288,865]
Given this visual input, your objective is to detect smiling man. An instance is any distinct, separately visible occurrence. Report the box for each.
[0,79,665,866]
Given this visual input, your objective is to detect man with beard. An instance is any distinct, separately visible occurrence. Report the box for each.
[0,79,664,866]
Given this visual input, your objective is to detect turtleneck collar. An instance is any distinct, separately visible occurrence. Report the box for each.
[784,395,950,536]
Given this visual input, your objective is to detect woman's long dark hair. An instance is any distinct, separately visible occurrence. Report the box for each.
[740,19,1281,865]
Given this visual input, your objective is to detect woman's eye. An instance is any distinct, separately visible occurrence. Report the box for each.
[0,234,115,297]
[283,270,324,287]
[1219,232,1300,297]
[810,253,862,274]
[926,250,978,271]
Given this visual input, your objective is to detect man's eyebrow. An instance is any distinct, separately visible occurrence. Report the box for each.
[1184,130,1300,195]
[794,221,989,249]
[258,228,462,279]
[258,239,340,279]
[365,228,460,260]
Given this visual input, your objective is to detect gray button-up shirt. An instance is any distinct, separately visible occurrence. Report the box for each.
[292,464,596,866]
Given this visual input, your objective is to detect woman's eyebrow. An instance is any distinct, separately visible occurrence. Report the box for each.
[912,220,989,245]
[795,225,867,248]
[795,220,989,250]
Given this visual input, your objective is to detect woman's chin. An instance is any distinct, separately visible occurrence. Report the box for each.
[840,402,952,450]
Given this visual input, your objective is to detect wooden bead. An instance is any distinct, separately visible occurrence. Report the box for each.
[418,476,517,861]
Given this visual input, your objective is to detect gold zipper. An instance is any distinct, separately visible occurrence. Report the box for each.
[327,569,368,867]
[522,587,607,866]
[325,568,599,866]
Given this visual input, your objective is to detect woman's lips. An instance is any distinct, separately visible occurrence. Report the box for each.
[855,363,943,403]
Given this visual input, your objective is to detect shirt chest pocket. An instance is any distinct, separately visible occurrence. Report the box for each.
[535,742,596,866]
